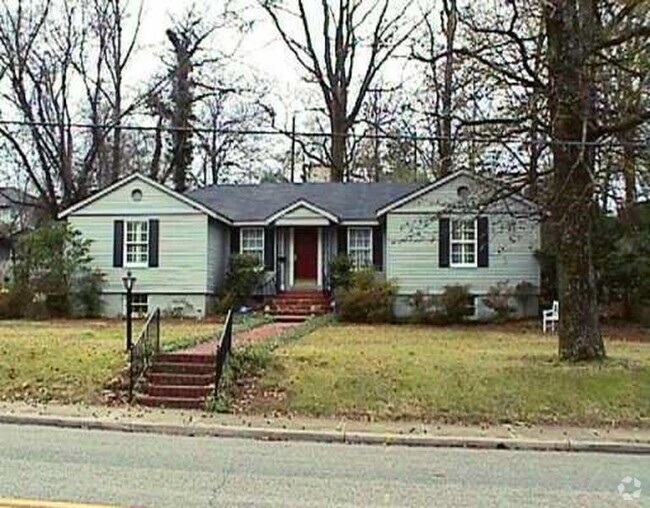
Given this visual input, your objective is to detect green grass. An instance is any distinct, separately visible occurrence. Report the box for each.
[0,317,259,404]
[251,324,650,426]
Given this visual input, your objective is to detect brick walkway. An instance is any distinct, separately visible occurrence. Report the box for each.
[178,322,300,356]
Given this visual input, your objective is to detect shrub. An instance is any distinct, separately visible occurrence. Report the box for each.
[11,223,97,318]
[439,284,473,324]
[70,269,105,318]
[329,254,354,290]
[0,284,45,319]
[482,281,516,322]
[338,269,398,323]
[409,290,437,324]
[217,254,264,313]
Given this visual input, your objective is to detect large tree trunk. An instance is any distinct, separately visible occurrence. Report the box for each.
[545,0,605,361]
[329,106,347,182]
[622,131,637,209]
[438,0,456,178]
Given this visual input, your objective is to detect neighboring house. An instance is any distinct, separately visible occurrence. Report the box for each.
[0,187,38,287]
[58,170,541,319]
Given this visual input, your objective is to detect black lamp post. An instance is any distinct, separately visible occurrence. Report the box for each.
[122,270,136,351]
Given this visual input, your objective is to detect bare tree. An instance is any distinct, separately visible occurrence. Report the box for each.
[261,0,417,181]
[165,16,208,193]
[436,0,457,178]
[0,0,142,216]
[419,0,648,360]
[148,4,271,189]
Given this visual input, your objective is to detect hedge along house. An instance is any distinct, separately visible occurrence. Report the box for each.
[58,170,541,319]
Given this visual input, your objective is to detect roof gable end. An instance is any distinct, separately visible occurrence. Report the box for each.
[58,173,232,224]
[376,170,537,216]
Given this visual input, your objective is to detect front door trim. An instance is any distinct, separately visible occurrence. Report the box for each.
[288,226,322,289]
[317,227,323,288]
[289,227,295,288]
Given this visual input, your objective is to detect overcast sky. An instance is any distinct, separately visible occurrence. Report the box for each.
[130,0,423,127]
[132,0,304,120]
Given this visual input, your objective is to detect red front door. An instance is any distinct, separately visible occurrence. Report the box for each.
[294,228,318,280]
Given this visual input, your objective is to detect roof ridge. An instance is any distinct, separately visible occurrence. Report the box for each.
[189,181,423,191]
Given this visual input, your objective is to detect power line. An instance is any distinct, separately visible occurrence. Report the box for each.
[0,118,647,148]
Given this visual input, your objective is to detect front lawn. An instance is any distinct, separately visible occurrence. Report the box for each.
[246,324,650,426]
[0,315,266,404]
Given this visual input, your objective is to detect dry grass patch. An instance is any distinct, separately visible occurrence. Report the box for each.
[0,319,220,404]
[249,324,650,426]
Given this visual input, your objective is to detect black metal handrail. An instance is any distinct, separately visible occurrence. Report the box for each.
[257,270,277,296]
[214,308,234,397]
[322,260,331,294]
[129,308,161,402]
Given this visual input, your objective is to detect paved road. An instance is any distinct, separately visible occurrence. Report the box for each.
[0,424,647,507]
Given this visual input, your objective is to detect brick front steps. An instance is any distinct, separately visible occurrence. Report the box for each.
[136,353,216,409]
[272,290,332,322]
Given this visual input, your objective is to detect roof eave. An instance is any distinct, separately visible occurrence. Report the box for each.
[57,173,233,225]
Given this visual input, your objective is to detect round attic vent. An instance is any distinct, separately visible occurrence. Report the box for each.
[131,188,143,202]
[457,185,470,200]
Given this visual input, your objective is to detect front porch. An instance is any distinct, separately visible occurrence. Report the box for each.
[274,225,334,293]
[233,200,382,299]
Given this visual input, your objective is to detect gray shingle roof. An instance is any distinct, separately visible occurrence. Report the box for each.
[186,182,424,222]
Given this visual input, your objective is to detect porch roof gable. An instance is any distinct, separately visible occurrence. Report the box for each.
[263,199,339,225]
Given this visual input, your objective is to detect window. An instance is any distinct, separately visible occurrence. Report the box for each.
[131,188,143,202]
[348,227,373,270]
[125,221,149,267]
[131,294,148,318]
[450,219,477,267]
[241,227,265,264]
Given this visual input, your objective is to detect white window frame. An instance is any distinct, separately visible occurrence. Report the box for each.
[240,227,265,265]
[130,294,149,318]
[347,227,373,270]
[450,218,478,268]
[124,220,149,268]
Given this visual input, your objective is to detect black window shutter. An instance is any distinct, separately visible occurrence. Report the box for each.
[148,219,159,267]
[337,226,347,255]
[478,216,489,267]
[230,227,240,254]
[372,226,383,270]
[264,228,275,270]
[113,220,124,268]
[439,218,450,268]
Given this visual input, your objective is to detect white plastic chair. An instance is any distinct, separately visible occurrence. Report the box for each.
[543,300,559,333]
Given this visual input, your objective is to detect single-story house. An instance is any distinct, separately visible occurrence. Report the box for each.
[58,170,541,319]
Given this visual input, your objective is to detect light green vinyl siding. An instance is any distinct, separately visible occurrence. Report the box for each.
[69,214,209,295]
[101,293,208,318]
[66,178,212,298]
[70,178,204,216]
[385,173,540,295]
[207,218,228,293]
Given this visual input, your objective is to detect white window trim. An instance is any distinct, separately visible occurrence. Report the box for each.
[123,293,148,318]
[124,220,149,268]
[449,218,478,268]
[240,227,265,264]
[347,227,373,270]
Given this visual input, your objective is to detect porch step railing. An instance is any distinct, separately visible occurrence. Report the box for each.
[129,308,161,402]
[214,308,234,397]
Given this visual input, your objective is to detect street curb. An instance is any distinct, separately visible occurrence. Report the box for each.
[1,413,648,455]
